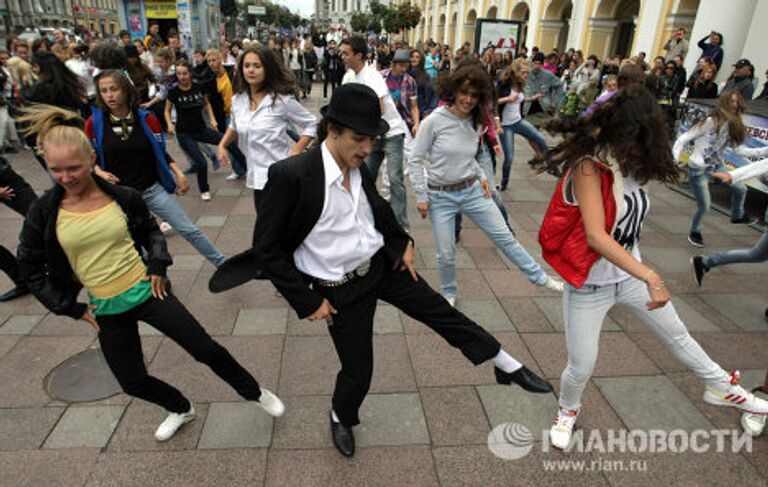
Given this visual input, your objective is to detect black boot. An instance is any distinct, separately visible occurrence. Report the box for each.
[0,284,29,302]
[330,412,355,457]
[495,366,553,393]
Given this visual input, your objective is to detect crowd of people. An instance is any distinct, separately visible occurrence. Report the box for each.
[0,19,767,458]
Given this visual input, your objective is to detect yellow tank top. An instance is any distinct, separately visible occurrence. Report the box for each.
[56,201,147,299]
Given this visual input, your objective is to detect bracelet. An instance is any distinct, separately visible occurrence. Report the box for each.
[641,269,655,282]
[649,281,666,291]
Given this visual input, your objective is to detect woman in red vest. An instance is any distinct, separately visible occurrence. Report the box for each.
[532,86,768,450]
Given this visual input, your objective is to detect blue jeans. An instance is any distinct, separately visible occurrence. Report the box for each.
[428,181,547,300]
[499,119,549,187]
[366,134,408,231]
[702,229,768,269]
[688,165,746,233]
[142,183,227,267]
[176,128,246,192]
[455,143,509,239]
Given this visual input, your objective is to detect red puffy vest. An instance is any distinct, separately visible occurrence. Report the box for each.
[538,159,618,288]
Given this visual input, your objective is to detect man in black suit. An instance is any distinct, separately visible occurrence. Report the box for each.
[213,83,553,457]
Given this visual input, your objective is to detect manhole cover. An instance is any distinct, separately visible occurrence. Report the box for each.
[45,349,121,402]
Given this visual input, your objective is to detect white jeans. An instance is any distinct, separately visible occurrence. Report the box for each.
[559,277,728,410]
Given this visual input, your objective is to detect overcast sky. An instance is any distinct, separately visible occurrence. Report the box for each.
[279,0,315,17]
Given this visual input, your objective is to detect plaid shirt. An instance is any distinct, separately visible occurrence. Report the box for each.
[380,68,418,128]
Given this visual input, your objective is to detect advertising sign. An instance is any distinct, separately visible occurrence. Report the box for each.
[474,19,521,56]
[145,0,177,19]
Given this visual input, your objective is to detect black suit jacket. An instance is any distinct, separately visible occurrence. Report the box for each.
[251,145,411,318]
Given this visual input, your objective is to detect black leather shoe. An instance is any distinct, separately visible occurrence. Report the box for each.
[495,366,553,393]
[0,285,29,302]
[330,414,355,457]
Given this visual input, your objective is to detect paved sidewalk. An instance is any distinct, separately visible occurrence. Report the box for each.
[0,88,766,486]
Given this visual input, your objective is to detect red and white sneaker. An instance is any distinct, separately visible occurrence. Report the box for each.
[703,371,768,414]
[549,407,579,450]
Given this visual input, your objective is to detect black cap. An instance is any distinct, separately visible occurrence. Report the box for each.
[733,58,752,69]
[320,83,389,136]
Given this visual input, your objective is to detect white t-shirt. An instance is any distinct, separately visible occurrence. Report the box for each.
[584,175,649,286]
[350,64,407,137]
[501,90,524,126]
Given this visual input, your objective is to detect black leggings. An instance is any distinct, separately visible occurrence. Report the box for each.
[96,293,262,413]
[0,163,37,284]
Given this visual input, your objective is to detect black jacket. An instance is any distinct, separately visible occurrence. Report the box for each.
[249,146,411,318]
[17,175,172,319]
[194,64,234,132]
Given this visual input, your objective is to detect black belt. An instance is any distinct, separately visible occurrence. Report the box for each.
[312,259,372,288]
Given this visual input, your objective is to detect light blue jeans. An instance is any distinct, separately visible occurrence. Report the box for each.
[702,230,768,269]
[366,134,408,231]
[688,165,746,233]
[499,119,549,187]
[428,181,547,300]
[142,183,227,267]
[559,277,727,411]
[455,143,509,238]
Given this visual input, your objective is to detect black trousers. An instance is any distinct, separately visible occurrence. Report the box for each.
[0,163,37,285]
[96,293,262,413]
[252,189,263,246]
[315,255,501,426]
[323,76,340,98]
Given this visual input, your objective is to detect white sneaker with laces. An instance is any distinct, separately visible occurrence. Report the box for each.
[543,276,564,293]
[256,389,285,417]
[201,192,212,201]
[741,412,766,436]
[704,371,768,414]
[159,221,173,234]
[550,407,579,450]
[225,172,239,181]
[154,404,196,442]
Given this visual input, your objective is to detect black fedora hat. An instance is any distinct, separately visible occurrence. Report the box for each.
[320,83,389,136]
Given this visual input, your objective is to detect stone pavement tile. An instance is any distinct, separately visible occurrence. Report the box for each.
[418,269,496,300]
[195,215,228,227]
[743,435,768,480]
[169,254,205,271]
[271,394,332,450]
[534,297,620,332]
[233,307,288,335]
[691,332,768,372]
[418,246,477,269]
[229,196,257,216]
[85,449,267,487]
[0,336,94,407]
[216,187,243,197]
[482,269,558,298]
[595,375,714,431]
[455,299,515,332]
[0,407,65,450]
[642,246,698,274]
[285,311,331,336]
[665,369,767,430]
[30,313,97,337]
[465,246,510,269]
[706,215,761,237]
[598,451,763,487]
[369,334,418,393]
[0,335,19,357]
[108,401,208,452]
[373,304,403,334]
[0,449,101,487]
[0,291,49,316]
[147,336,282,402]
[265,446,439,487]
[522,332,659,380]
[0,314,43,334]
[649,214,703,235]
[44,405,125,448]
[356,393,430,447]
[477,383,558,441]
[420,386,490,446]
[198,401,274,449]
[609,297,722,334]
[432,446,607,487]
[498,297,556,333]
[699,294,768,331]
[278,335,338,396]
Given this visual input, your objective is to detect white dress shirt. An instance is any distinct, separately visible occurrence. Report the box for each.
[229,92,318,190]
[293,142,385,281]
[348,64,407,137]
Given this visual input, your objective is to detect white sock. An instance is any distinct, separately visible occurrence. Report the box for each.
[331,409,340,423]
[491,349,523,373]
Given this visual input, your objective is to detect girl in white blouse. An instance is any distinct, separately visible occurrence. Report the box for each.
[217,47,317,215]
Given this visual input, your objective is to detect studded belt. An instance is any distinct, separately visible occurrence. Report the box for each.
[428,176,477,192]
[313,259,372,288]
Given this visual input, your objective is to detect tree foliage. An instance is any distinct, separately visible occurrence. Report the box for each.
[350,1,421,34]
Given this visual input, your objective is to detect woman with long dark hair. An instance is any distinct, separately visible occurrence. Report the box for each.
[407,63,563,306]
[17,105,284,444]
[532,86,768,450]
[216,47,316,214]
[408,49,438,119]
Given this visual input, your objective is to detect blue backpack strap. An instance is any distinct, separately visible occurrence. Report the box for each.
[90,105,106,169]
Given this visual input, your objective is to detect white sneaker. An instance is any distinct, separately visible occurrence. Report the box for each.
[703,371,768,414]
[154,404,196,442]
[543,276,564,293]
[256,388,285,417]
[159,221,173,234]
[741,412,767,436]
[201,191,212,201]
[444,296,455,307]
[225,172,239,181]
[550,407,579,450]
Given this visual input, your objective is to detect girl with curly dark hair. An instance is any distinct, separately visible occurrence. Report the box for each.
[531,86,768,450]
[217,47,316,213]
[407,63,563,306]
